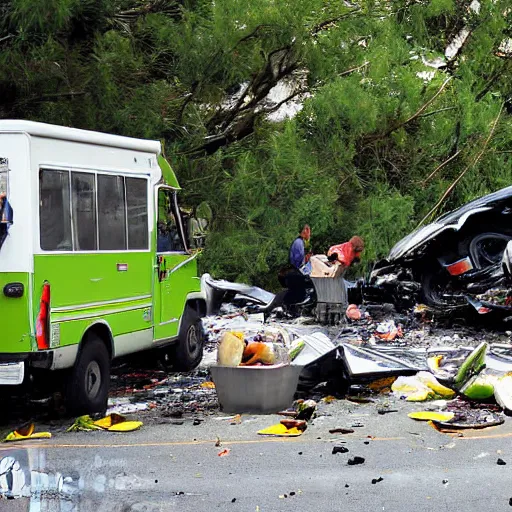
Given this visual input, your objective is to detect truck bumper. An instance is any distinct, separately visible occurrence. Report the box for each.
[0,362,25,385]
[0,352,54,384]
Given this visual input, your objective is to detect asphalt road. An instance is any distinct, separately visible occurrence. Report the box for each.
[2,399,512,511]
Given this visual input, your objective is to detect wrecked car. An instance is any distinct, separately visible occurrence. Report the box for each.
[370,186,512,310]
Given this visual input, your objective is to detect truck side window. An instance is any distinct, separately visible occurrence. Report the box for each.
[126,177,148,250]
[97,175,127,250]
[40,170,72,251]
[71,172,97,251]
[157,189,185,253]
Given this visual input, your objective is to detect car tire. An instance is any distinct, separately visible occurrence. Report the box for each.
[66,335,110,415]
[421,265,468,310]
[458,230,512,269]
[172,307,205,371]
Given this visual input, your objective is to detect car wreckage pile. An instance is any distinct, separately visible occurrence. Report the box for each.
[200,186,512,431]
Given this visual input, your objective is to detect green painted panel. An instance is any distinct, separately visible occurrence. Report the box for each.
[34,253,152,347]
[153,254,200,341]
[0,273,32,353]
[55,307,153,347]
[34,253,152,308]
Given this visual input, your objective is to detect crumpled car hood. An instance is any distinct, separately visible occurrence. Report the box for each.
[388,185,512,261]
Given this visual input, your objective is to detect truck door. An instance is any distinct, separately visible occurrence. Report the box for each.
[153,187,197,343]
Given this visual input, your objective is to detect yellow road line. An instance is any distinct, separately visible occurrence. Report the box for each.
[2,430,512,451]
[0,436,407,451]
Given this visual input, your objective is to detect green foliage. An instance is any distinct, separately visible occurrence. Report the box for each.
[1,0,512,289]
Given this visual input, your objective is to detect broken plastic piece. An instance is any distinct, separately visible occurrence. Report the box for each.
[257,424,304,437]
[218,449,231,457]
[408,411,455,422]
[67,414,142,433]
[296,400,317,421]
[392,372,455,401]
[280,419,307,430]
[332,446,349,454]
[4,423,52,442]
[374,320,403,342]
[347,456,365,465]
[453,342,488,388]
[494,375,512,413]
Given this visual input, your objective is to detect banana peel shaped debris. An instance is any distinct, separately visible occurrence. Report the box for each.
[257,424,304,437]
[392,372,455,401]
[408,411,455,422]
[4,423,52,442]
[67,414,142,433]
[453,342,488,389]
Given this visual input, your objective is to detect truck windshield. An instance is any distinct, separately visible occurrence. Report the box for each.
[157,188,188,253]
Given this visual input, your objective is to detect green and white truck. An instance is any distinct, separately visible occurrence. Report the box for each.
[0,120,207,413]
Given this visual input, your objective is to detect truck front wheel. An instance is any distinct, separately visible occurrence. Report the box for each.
[172,307,205,371]
[66,335,110,415]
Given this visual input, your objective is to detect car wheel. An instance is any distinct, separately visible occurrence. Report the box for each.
[66,335,110,415]
[172,307,205,371]
[458,229,512,269]
[421,266,466,310]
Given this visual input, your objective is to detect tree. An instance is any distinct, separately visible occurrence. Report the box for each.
[1,0,511,288]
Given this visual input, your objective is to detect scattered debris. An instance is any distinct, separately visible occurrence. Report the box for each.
[408,411,455,422]
[257,424,304,437]
[67,414,142,433]
[392,372,455,402]
[497,458,507,466]
[218,449,231,457]
[230,414,242,425]
[280,419,307,430]
[3,423,51,442]
[347,456,365,466]
[332,446,349,455]
[371,477,384,484]
[329,428,355,434]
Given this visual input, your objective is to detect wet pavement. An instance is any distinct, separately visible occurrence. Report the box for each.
[4,310,512,510]
[3,395,512,511]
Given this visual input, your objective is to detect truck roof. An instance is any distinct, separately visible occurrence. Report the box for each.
[0,120,162,154]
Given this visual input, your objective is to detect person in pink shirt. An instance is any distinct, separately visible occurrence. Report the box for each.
[327,236,364,273]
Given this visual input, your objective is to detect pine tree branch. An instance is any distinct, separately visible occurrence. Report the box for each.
[14,91,87,107]
[339,61,369,77]
[417,103,504,227]
[421,149,461,185]
[260,88,305,114]
[417,106,457,119]
[0,34,15,44]
[310,9,362,35]
[371,76,453,141]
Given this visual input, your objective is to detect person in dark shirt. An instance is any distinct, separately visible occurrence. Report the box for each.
[289,224,311,271]
[283,224,312,305]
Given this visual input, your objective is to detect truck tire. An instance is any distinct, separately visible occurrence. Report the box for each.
[173,307,205,371]
[66,335,110,415]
